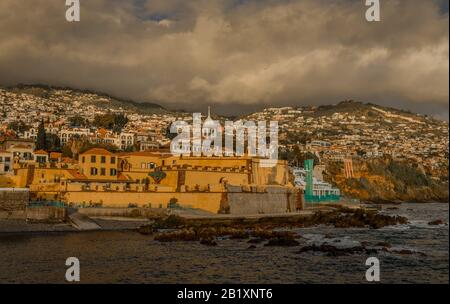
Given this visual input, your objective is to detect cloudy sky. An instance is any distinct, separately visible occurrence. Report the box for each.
[0,0,448,118]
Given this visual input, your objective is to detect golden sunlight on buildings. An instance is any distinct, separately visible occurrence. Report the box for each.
[10,148,302,214]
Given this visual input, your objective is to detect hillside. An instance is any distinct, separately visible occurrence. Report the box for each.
[244,100,448,203]
[324,158,449,203]
[4,84,166,115]
[1,86,448,203]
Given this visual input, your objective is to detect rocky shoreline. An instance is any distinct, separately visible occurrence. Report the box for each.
[137,206,410,249]
[2,204,446,237]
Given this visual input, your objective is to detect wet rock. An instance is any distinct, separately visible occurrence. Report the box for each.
[428,219,446,226]
[200,237,217,246]
[375,241,391,248]
[248,238,266,244]
[364,248,379,255]
[229,229,250,239]
[390,249,414,255]
[251,229,298,240]
[386,207,399,210]
[154,229,199,242]
[247,245,257,250]
[305,207,408,229]
[297,244,367,256]
[137,225,153,235]
[264,236,300,247]
[152,215,187,229]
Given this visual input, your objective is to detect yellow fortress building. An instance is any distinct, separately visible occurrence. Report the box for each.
[11,148,302,214]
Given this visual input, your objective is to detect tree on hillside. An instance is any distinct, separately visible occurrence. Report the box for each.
[8,120,30,134]
[112,113,128,133]
[93,113,128,133]
[279,146,320,167]
[46,134,61,152]
[36,120,47,150]
[69,115,89,127]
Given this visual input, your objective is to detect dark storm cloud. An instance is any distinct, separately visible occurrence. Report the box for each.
[0,0,448,117]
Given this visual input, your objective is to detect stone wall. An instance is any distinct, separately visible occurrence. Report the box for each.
[0,188,29,212]
[78,207,167,218]
[26,207,67,222]
[224,185,300,215]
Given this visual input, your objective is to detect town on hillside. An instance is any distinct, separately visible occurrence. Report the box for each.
[0,86,448,209]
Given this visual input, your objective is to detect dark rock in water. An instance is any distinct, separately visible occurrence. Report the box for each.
[247,245,257,250]
[388,248,426,256]
[375,241,391,248]
[155,229,199,242]
[152,215,186,229]
[229,230,250,239]
[391,249,414,255]
[248,238,265,244]
[138,225,153,235]
[306,207,408,229]
[428,219,446,226]
[386,207,399,210]
[250,229,297,239]
[200,238,217,246]
[297,244,367,256]
[264,237,300,247]
[364,248,379,255]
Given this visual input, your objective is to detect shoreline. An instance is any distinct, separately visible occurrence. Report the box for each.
[0,217,151,234]
[1,202,446,235]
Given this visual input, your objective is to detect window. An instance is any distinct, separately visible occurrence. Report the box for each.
[141,162,146,169]
[91,155,96,163]
[0,157,2,162]
[100,168,106,176]
[148,162,155,169]
[82,156,85,163]
[5,157,10,162]
[101,156,106,163]
[110,169,117,176]
[111,157,116,164]
[90,167,98,175]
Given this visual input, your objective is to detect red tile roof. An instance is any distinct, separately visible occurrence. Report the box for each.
[80,148,113,156]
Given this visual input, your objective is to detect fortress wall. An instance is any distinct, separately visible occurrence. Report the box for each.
[63,191,224,213]
[0,188,29,219]
[78,207,167,218]
[62,186,300,215]
[0,189,29,212]
[227,192,287,214]
[251,159,289,185]
[26,206,66,222]
[184,171,248,186]
[225,185,299,215]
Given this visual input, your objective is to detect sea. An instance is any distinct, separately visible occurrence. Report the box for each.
[0,202,448,284]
